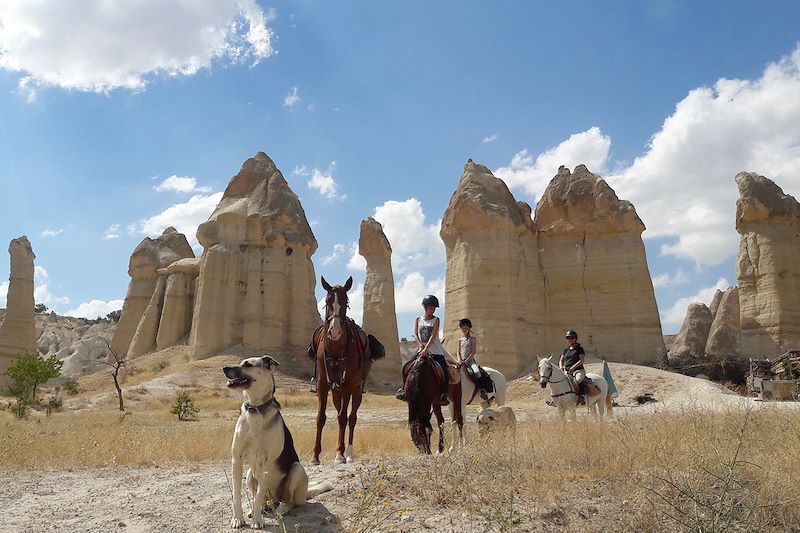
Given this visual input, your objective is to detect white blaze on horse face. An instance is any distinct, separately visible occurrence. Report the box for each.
[328,293,343,340]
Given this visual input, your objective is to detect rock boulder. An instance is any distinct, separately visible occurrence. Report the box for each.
[667,303,712,363]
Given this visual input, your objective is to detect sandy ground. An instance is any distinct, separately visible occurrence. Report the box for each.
[2,352,798,533]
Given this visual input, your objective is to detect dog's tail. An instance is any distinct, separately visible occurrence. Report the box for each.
[307,481,334,500]
[605,393,613,415]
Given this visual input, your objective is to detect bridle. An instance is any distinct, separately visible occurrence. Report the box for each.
[541,361,576,398]
[323,289,349,342]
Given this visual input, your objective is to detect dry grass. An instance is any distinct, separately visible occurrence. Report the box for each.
[345,405,800,532]
[2,398,799,531]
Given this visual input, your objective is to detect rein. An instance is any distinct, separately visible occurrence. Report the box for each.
[542,364,577,399]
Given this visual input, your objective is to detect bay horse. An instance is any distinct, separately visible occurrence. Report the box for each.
[404,355,463,454]
[311,276,371,465]
[537,355,612,422]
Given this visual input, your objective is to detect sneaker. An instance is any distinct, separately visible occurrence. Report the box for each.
[395,388,407,401]
[309,377,316,393]
[439,393,450,406]
[577,395,586,405]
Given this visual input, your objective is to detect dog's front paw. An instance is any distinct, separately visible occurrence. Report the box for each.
[230,517,245,528]
[251,519,266,530]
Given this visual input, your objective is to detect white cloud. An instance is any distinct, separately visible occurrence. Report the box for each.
[283,86,300,107]
[0,0,274,99]
[495,127,612,201]
[138,192,224,248]
[307,162,346,201]
[482,133,499,144]
[607,45,800,266]
[103,224,121,240]
[40,228,63,238]
[394,272,445,314]
[33,266,71,307]
[652,268,689,289]
[661,278,731,327]
[154,175,211,194]
[322,243,347,265]
[349,199,444,274]
[291,165,308,177]
[347,245,367,272]
[0,281,8,307]
[317,282,364,325]
[65,299,125,319]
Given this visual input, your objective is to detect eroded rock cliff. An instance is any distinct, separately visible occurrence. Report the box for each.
[736,172,800,357]
[190,152,321,359]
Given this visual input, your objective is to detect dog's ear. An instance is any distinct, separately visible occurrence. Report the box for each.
[261,355,280,369]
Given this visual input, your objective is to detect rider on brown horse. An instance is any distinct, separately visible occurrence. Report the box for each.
[396,295,450,406]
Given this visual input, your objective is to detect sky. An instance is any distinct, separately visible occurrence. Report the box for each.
[1,1,800,337]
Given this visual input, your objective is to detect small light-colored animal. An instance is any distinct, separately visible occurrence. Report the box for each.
[476,405,517,437]
[224,355,333,529]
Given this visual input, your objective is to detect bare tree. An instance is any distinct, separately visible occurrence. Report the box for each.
[102,339,132,412]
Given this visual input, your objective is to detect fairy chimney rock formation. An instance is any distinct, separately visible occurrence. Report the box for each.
[190,152,321,360]
[111,227,194,357]
[0,236,37,377]
[358,217,401,386]
[535,165,666,362]
[440,160,546,377]
[156,257,200,351]
[667,303,713,363]
[708,289,724,320]
[705,286,741,358]
[736,172,800,357]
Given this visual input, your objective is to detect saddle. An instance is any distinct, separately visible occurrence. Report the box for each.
[308,319,370,389]
[402,355,445,388]
[568,373,600,396]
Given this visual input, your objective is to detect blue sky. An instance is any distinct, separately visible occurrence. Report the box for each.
[1,1,800,336]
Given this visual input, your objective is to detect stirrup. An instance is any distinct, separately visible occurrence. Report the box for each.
[395,388,407,401]
[309,377,316,393]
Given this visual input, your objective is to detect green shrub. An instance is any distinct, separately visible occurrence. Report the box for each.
[169,391,199,421]
[3,352,63,403]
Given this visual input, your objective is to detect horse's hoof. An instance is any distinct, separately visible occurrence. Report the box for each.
[334,454,346,465]
[346,457,355,464]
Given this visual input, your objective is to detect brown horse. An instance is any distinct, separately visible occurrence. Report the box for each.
[311,276,371,465]
[404,356,463,454]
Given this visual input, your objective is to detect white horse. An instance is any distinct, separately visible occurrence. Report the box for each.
[449,365,507,451]
[537,355,612,422]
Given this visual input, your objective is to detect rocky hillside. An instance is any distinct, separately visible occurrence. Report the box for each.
[1,309,117,379]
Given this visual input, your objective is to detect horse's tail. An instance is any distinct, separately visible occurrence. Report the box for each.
[605,393,613,414]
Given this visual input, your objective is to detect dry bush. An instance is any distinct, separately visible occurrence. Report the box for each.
[347,406,800,532]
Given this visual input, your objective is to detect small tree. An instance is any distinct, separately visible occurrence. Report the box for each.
[102,340,130,412]
[170,392,199,421]
[3,352,63,403]
[106,310,122,323]
[34,303,48,314]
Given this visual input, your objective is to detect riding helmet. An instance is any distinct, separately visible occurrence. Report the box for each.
[565,329,578,339]
[421,295,440,308]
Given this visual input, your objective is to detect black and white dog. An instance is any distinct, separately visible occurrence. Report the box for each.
[223,356,332,529]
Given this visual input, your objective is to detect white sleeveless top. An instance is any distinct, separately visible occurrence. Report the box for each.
[417,316,444,355]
